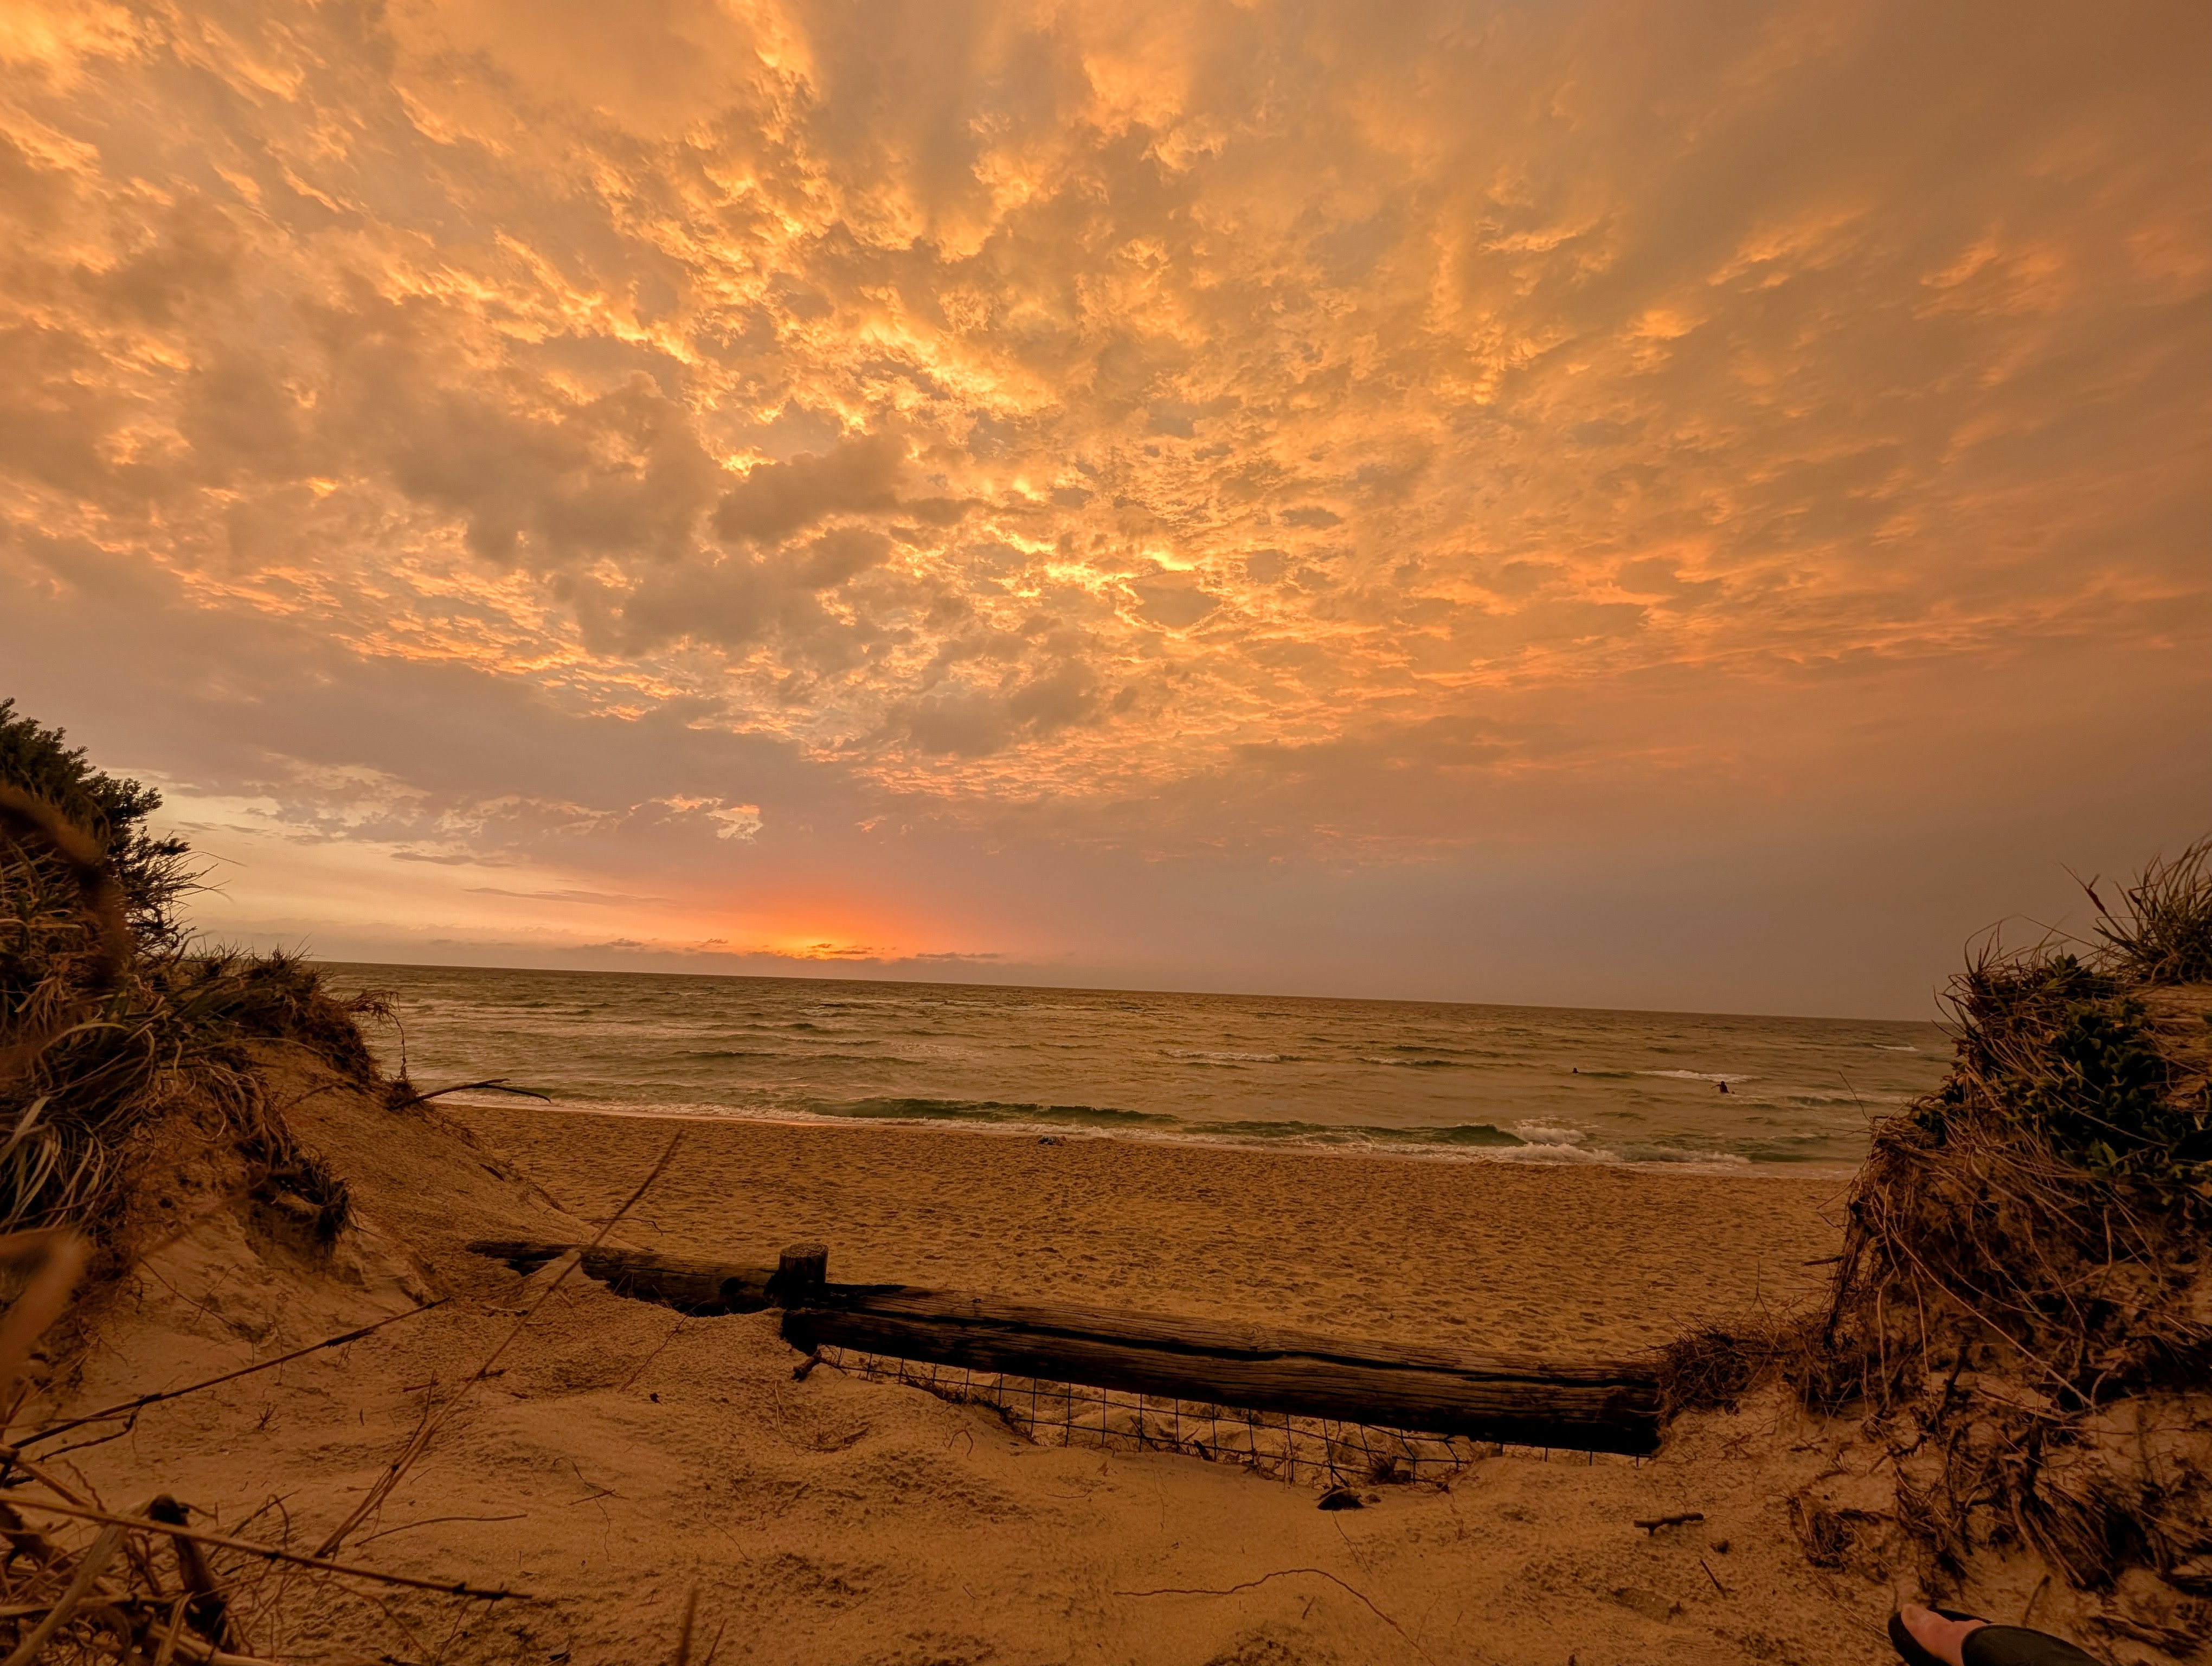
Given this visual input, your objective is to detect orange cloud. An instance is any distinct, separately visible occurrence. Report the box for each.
[1,0,2206,1011]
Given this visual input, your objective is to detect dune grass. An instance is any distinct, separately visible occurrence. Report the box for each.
[2092,832,2212,988]
[1662,835,2212,1630]
[0,700,376,1243]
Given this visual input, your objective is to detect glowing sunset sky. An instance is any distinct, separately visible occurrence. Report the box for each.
[2,1,2205,1014]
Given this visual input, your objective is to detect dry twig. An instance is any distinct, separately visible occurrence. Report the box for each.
[5,1497,530,1598]
[312,1129,684,1558]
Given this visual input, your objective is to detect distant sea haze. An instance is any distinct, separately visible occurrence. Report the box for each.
[325,964,1951,1174]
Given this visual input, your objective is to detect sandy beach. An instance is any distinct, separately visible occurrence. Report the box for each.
[45,1066,1907,1665]
[466,1107,1848,1354]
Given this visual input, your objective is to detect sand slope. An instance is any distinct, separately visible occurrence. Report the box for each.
[50,1063,1899,1665]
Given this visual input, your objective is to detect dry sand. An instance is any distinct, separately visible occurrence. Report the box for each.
[464,1107,1846,1355]
[50,1064,1912,1666]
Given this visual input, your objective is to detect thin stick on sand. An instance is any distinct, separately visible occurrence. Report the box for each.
[4,1497,530,1598]
[19,1300,447,1447]
[0,1521,121,1666]
[312,1129,684,1558]
[1114,1568,1424,1659]
[672,1585,699,1666]
[387,1079,551,1111]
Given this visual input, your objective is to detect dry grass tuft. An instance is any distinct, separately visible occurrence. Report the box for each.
[2092,833,2212,988]
[1,703,378,1246]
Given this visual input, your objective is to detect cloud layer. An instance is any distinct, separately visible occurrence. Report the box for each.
[2,0,2207,1012]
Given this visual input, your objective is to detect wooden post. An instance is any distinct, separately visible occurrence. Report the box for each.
[773,1242,828,1302]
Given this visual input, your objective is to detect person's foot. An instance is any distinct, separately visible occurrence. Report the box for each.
[1900,1604,1989,1666]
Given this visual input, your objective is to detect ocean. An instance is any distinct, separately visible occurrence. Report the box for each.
[321,963,1951,1175]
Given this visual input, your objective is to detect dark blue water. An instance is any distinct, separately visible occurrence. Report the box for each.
[324,964,1947,1173]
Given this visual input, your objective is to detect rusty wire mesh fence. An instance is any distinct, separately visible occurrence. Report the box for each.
[815,1346,1638,1491]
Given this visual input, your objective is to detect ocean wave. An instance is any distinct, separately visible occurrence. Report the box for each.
[1200,1118,1526,1149]
[1638,1069,1754,1084]
[816,1096,1175,1129]
[1163,1048,1291,1063]
[1613,1144,1755,1167]
[1626,1131,1840,1165]
[1359,1056,1475,1069]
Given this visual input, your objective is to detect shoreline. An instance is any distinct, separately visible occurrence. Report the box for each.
[436,1091,1866,1180]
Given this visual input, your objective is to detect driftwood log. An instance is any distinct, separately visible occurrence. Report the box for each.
[468,1239,1663,1455]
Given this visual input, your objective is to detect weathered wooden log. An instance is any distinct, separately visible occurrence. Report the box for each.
[469,1240,775,1313]
[465,1239,1662,1454]
[782,1286,1662,1453]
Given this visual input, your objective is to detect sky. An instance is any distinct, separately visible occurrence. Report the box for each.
[0,0,2206,1018]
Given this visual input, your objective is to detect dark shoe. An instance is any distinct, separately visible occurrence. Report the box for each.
[1960,1626,2102,1666]
[1888,1610,1985,1666]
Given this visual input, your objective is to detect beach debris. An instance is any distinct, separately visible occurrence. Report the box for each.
[671,1585,699,1666]
[788,1343,1622,1496]
[1633,1511,1705,1535]
[469,1238,1666,1455]
[1317,1486,1363,1510]
[20,1299,445,1449]
[769,1242,828,1305]
[148,1494,229,1645]
[385,1077,552,1113]
[1037,1135,1060,1145]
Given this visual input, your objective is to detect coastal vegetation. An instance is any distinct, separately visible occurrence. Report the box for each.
[0,699,374,1252]
[1817,847,2212,1635]
[1671,836,2212,1645]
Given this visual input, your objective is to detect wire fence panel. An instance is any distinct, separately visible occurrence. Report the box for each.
[814,1347,1639,1491]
